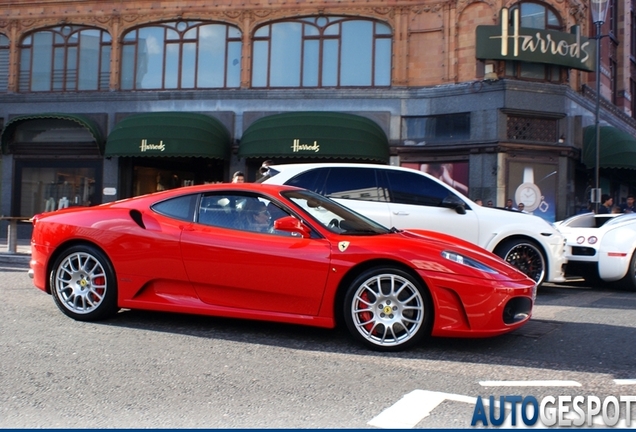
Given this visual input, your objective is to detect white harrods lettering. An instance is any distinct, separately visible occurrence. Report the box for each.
[139,139,166,152]
[492,8,591,64]
[291,139,320,153]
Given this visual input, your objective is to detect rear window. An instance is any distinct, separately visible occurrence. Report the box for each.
[152,194,197,221]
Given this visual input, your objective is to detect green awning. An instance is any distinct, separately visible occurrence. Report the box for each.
[1,113,104,154]
[238,112,389,163]
[583,125,636,169]
[105,112,231,159]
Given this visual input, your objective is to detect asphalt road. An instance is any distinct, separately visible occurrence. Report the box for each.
[1,261,635,428]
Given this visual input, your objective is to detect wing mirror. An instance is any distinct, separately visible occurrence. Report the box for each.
[441,195,467,215]
[273,216,312,238]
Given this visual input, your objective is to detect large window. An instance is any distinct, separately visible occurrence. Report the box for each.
[402,113,471,145]
[504,2,564,82]
[0,34,8,92]
[15,160,102,217]
[121,21,241,90]
[19,26,111,92]
[252,16,391,88]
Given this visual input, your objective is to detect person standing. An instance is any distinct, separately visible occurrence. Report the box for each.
[621,195,635,213]
[598,194,613,214]
[504,198,516,210]
[231,171,245,183]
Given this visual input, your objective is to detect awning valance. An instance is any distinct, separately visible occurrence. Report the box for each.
[238,112,389,163]
[583,125,636,169]
[105,112,231,159]
[1,113,104,155]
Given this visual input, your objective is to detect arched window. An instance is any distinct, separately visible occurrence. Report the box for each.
[19,26,111,92]
[505,2,564,82]
[0,34,8,92]
[120,21,241,90]
[252,16,392,88]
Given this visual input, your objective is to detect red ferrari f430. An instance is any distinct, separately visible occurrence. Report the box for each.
[29,183,536,351]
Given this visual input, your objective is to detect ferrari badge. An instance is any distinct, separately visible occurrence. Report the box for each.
[338,241,350,252]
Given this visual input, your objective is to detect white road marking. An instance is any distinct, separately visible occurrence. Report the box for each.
[615,379,636,385]
[480,380,582,387]
[367,390,476,429]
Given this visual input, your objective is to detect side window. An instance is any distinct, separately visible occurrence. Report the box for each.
[197,194,239,229]
[323,168,388,202]
[197,193,293,235]
[286,168,328,193]
[152,194,197,221]
[385,170,454,206]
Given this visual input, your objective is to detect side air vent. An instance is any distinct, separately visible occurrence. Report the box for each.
[130,209,146,229]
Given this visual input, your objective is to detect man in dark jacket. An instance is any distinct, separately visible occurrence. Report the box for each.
[598,194,613,214]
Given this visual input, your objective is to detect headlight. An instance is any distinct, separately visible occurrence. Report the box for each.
[441,251,499,274]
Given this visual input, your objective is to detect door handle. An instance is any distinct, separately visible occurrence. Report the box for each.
[393,211,409,216]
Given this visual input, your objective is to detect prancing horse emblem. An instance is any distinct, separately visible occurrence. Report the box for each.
[338,241,350,252]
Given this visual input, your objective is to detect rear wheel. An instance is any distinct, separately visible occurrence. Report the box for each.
[50,245,118,321]
[343,267,432,351]
[495,239,546,285]
[618,250,636,291]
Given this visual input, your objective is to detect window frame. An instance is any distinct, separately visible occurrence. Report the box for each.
[120,20,242,90]
[18,25,111,93]
[504,2,565,83]
[251,16,392,88]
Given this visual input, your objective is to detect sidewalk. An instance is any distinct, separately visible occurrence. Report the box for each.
[0,238,31,265]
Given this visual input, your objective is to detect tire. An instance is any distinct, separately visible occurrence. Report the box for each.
[618,250,636,291]
[50,245,119,321]
[343,267,432,351]
[495,239,546,285]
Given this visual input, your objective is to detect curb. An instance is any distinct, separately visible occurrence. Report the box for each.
[0,253,31,265]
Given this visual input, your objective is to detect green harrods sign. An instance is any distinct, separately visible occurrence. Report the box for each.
[476,8,596,72]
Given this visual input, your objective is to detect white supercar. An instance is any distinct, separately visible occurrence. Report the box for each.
[554,212,636,290]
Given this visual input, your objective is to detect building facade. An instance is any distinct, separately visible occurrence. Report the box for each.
[1,0,636,236]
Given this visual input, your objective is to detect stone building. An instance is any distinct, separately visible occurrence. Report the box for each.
[1,0,635,236]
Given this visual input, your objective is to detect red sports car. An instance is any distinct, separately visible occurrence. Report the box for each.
[29,183,536,351]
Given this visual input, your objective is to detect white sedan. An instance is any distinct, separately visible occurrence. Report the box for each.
[260,163,567,286]
[555,212,636,290]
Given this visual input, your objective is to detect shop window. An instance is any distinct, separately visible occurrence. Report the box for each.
[507,115,557,142]
[252,16,391,88]
[121,21,241,90]
[0,34,8,92]
[18,26,111,92]
[504,2,565,82]
[15,160,102,217]
[401,113,471,145]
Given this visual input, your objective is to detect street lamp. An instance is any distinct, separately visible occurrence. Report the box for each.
[590,0,610,212]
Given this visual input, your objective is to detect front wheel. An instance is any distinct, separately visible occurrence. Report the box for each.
[495,239,546,285]
[343,267,432,351]
[50,245,119,321]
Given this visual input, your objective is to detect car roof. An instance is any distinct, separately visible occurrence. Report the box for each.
[106,182,305,207]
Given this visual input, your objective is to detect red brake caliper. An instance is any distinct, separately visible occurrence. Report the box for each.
[92,276,106,302]
[359,291,374,332]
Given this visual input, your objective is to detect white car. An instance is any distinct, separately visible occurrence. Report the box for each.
[260,163,566,286]
[554,212,636,290]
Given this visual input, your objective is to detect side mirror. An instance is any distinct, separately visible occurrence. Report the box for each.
[441,195,467,215]
[273,216,312,238]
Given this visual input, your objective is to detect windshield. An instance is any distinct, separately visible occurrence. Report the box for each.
[282,189,390,235]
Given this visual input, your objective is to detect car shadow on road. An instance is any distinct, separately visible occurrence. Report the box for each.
[100,292,636,378]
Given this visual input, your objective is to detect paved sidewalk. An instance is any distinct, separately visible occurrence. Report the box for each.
[0,238,31,265]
